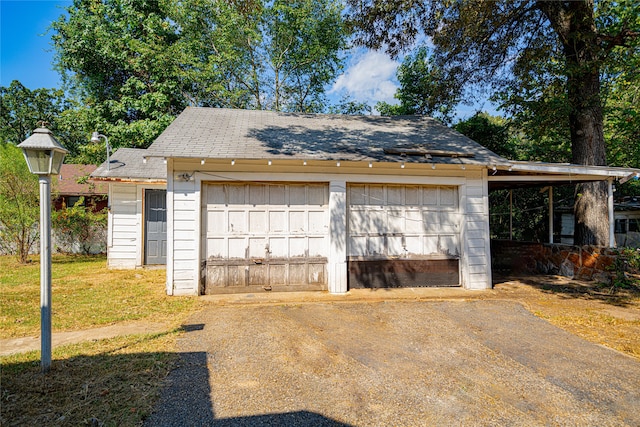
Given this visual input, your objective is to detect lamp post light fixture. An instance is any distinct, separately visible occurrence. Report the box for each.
[17,127,68,373]
[91,132,111,171]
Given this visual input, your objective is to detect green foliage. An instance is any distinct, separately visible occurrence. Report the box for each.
[608,248,640,290]
[51,0,185,163]
[328,95,372,115]
[0,143,39,263]
[52,197,107,255]
[488,188,550,242]
[376,46,460,123]
[0,80,72,145]
[454,113,518,159]
[49,0,349,162]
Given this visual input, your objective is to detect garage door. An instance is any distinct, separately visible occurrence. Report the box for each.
[348,184,460,288]
[203,183,329,293]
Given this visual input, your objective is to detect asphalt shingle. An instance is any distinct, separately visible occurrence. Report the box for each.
[91,148,166,180]
[146,107,509,166]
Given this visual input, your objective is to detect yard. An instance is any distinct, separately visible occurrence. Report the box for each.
[1,254,639,425]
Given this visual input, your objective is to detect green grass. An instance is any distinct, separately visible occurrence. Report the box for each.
[1,331,182,426]
[0,254,203,426]
[0,255,199,338]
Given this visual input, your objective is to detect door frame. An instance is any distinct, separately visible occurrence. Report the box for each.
[144,188,167,265]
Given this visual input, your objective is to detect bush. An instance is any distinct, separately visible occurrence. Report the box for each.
[52,197,107,254]
[0,143,39,263]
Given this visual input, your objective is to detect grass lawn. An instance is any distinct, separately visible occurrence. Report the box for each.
[1,254,201,426]
[0,254,198,338]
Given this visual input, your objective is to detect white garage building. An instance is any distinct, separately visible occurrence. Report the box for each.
[92,107,638,295]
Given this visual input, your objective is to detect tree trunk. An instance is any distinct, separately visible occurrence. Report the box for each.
[539,0,609,245]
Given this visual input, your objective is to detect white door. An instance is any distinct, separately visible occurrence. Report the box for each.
[203,183,329,292]
[347,184,461,287]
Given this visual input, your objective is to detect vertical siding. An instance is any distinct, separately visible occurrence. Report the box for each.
[108,184,138,268]
[170,176,199,295]
[462,172,492,289]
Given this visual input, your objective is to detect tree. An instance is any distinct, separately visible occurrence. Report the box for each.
[376,46,460,123]
[347,0,639,245]
[0,81,69,145]
[200,0,347,112]
[455,113,518,160]
[0,143,39,263]
[51,0,185,162]
[52,197,107,255]
[328,95,372,115]
[51,0,348,161]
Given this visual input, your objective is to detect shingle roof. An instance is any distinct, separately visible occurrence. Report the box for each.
[56,164,108,195]
[146,107,509,166]
[91,148,166,180]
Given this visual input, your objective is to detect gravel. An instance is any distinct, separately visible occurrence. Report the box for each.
[145,300,640,426]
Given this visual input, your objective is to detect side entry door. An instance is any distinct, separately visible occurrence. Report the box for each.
[145,189,167,265]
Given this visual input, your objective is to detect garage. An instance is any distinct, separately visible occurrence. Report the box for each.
[347,184,461,288]
[203,182,329,293]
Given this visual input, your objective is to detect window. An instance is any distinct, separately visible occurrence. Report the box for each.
[615,219,627,234]
[65,196,82,207]
[629,218,640,232]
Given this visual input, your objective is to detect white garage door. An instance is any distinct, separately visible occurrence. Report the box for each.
[203,183,329,292]
[348,184,460,257]
[348,184,461,288]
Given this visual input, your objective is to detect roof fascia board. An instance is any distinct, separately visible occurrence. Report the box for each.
[489,174,611,183]
[90,177,167,184]
[501,161,640,177]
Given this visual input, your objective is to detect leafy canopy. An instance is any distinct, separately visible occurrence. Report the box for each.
[51,0,349,164]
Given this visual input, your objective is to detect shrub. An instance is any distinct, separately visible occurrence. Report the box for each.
[52,197,107,254]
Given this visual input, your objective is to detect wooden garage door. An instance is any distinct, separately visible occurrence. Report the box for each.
[348,184,460,287]
[203,183,329,293]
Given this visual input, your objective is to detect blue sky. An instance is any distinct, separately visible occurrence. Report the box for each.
[1,0,71,89]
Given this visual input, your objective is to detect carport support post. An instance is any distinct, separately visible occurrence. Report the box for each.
[328,181,347,293]
[608,178,615,248]
[548,186,554,243]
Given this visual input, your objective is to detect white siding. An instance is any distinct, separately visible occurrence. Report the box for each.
[107,184,137,268]
[107,182,166,269]
[171,178,199,294]
[163,162,494,294]
[462,172,492,290]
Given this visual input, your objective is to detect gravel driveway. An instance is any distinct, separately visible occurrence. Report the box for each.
[145,300,640,426]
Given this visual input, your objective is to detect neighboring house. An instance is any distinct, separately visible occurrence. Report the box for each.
[54,164,108,211]
[91,107,640,296]
[557,196,640,248]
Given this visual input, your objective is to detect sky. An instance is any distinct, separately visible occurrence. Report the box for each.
[0,0,485,117]
[0,0,70,89]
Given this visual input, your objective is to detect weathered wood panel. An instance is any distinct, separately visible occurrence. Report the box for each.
[205,257,327,293]
[348,258,460,288]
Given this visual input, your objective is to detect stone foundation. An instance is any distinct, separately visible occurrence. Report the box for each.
[491,240,619,283]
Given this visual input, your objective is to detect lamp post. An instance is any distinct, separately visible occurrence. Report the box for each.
[91,132,111,171]
[17,127,68,373]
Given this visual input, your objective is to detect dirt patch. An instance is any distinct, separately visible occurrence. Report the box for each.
[489,276,640,359]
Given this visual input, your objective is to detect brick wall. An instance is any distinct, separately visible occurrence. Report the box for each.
[491,240,618,283]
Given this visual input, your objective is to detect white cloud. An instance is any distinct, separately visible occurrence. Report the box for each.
[330,50,400,108]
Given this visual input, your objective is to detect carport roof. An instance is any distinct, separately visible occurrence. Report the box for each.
[489,160,640,189]
[145,107,510,166]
